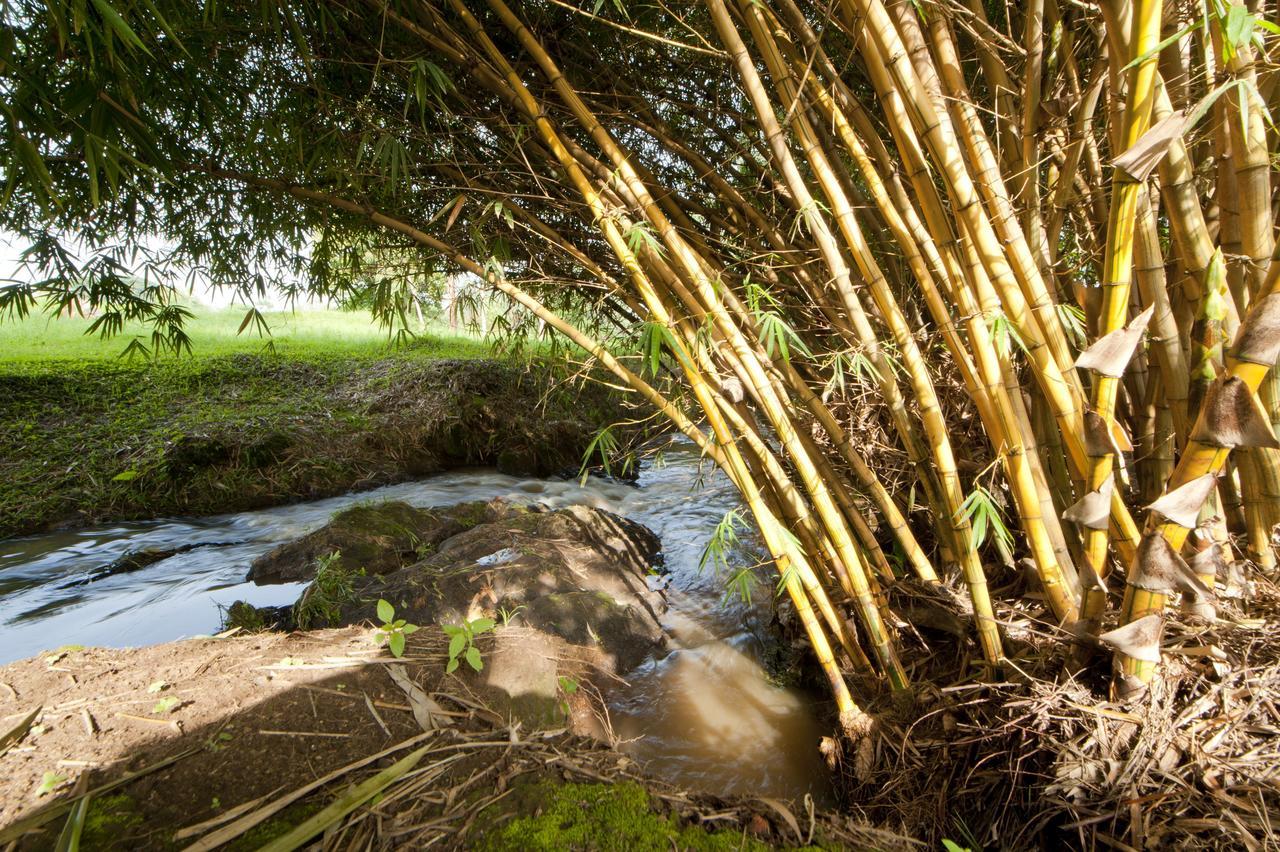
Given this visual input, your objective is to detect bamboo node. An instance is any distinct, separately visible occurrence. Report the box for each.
[1146,474,1220,528]
[1187,376,1280,449]
[1074,306,1154,378]
[1231,292,1280,366]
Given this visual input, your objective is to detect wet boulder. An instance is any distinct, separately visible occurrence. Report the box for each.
[247,500,500,584]
[257,498,669,674]
[350,502,668,673]
[237,498,670,735]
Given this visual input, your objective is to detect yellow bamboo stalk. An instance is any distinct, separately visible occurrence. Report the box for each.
[732,0,1007,655]
[764,14,1078,624]
[452,0,908,702]
[1116,259,1280,695]
[1079,0,1164,624]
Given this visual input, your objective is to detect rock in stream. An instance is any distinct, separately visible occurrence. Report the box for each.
[236,498,670,731]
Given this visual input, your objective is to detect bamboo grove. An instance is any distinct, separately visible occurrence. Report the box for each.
[2,0,1280,726]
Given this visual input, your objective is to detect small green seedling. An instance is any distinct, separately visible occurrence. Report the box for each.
[557,676,579,718]
[443,617,495,674]
[37,772,67,796]
[151,697,180,714]
[375,599,419,658]
[497,604,524,627]
[206,731,234,753]
[147,680,169,694]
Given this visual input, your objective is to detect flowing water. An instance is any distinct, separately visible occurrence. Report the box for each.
[0,439,832,801]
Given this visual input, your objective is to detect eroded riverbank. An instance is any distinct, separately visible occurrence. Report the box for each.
[0,628,904,850]
[0,354,630,540]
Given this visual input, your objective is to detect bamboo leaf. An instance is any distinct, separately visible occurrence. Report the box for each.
[1221,4,1256,61]
[387,664,446,731]
[1120,19,1201,71]
[54,792,90,852]
[255,743,435,852]
[0,706,41,758]
[1112,114,1190,181]
[88,0,151,55]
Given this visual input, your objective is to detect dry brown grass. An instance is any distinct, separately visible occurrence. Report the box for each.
[836,576,1280,849]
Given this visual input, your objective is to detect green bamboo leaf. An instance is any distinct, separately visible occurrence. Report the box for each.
[13,133,55,207]
[54,792,90,852]
[89,0,152,55]
[256,743,435,852]
[1120,19,1201,71]
[1222,4,1256,61]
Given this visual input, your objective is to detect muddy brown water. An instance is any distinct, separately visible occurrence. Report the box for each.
[0,438,833,802]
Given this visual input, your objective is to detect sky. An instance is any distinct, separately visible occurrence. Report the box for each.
[0,229,326,310]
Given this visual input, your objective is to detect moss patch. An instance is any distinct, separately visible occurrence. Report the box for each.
[220,801,323,852]
[474,780,777,851]
[80,793,147,850]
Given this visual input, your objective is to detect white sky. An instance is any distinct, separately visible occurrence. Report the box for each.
[0,230,329,311]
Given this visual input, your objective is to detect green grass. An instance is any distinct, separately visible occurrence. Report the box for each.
[0,306,491,363]
[0,305,637,538]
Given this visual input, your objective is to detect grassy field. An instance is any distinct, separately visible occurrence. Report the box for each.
[0,306,636,539]
[0,306,491,363]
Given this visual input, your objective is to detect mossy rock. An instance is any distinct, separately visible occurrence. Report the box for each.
[248,500,485,584]
[472,780,775,851]
[523,592,660,672]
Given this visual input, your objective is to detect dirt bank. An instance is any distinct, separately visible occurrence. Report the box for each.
[0,474,915,850]
[0,628,905,850]
[0,355,638,540]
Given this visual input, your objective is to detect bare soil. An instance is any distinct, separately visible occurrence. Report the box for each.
[0,628,428,847]
[0,628,904,851]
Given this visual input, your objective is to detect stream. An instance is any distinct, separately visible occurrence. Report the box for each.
[0,439,833,802]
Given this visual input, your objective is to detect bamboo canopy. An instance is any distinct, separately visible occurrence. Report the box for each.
[2,0,1279,734]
